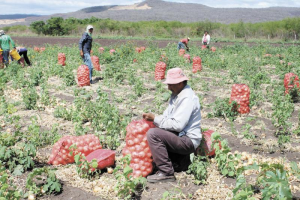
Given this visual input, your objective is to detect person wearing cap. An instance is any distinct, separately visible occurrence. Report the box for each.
[143,68,201,183]
[16,47,31,66]
[202,31,210,49]
[79,25,94,84]
[177,37,190,51]
[0,30,16,67]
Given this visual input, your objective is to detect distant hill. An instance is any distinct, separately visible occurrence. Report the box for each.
[2,0,300,27]
[0,14,41,20]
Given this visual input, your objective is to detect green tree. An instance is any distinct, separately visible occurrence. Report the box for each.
[30,21,46,35]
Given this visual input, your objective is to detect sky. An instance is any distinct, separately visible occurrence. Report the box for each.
[1,0,300,15]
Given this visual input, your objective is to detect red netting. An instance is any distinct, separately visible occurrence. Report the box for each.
[77,65,90,87]
[91,56,101,71]
[58,53,66,66]
[122,120,156,177]
[110,49,116,55]
[192,56,202,73]
[39,47,45,53]
[211,47,216,52]
[155,61,167,81]
[98,47,104,54]
[201,45,207,50]
[140,46,146,52]
[48,134,102,165]
[34,47,40,52]
[230,84,250,114]
[183,54,190,63]
[179,49,185,56]
[284,73,300,95]
[135,47,141,53]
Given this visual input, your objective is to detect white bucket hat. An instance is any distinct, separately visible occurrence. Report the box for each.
[0,30,5,36]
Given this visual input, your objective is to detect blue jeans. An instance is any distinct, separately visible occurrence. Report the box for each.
[2,50,9,66]
[177,42,185,50]
[83,53,93,82]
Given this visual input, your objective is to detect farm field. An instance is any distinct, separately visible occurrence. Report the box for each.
[0,39,300,200]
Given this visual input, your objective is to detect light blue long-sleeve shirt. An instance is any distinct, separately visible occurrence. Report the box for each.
[154,85,202,149]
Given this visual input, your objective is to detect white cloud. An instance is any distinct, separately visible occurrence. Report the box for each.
[1,0,299,15]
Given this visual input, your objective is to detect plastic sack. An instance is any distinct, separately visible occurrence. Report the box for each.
[196,130,219,156]
[155,61,167,81]
[122,120,156,177]
[110,49,116,55]
[284,73,300,95]
[58,53,66,66]
[230,84,250,114]
[183,54,190,63]
[99,47,104,54]
[211,47,216,52]
[192,56,202,73]
[10,49,21,61]
[48,134,102,165]
[179,49,185,56]
[86,149,115,170]
[77,65,90,87]
[91,56,101,71]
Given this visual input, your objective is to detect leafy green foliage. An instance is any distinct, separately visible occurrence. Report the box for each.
[69,144,101,179]
[113,155,146,199]
[0,143,36,175]
[22,87,39,110]
[260,170,292,200]
[208,98,239,121]
[186,155,209,185]
[0,164,22,200]
[26,167,61,197]
[212,132,241,177]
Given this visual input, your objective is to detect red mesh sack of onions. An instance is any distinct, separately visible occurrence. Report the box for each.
[140,46,146,52]
[34,47,40,52]
[201,45,207,50]
[192,56,202,73]
[122,120,156,177]
[91,56,101,71]
[183,54,190,63]
[98,47,104,54]
[155,61,166,81]
[230,84,250,114]
[48,134,102,165]
[58,53,66,66]
[39,47,45,53]
[110,49,116,55]
[77,65,90,87]
[179,49,185,56]
[284,73,300,95]
[135,47,141,53]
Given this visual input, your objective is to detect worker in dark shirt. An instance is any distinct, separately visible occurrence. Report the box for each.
[79,25,94,84]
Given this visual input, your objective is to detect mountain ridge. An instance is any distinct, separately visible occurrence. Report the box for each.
[1,0,300,27]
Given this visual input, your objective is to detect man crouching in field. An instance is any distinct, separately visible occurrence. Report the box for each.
[79,25,94,84]
[143,68,202,183]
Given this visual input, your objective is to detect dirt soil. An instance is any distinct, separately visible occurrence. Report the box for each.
[13,36,299,49]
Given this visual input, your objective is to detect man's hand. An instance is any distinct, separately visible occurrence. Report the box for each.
[80,50,84,58]
[143,113,155,121]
